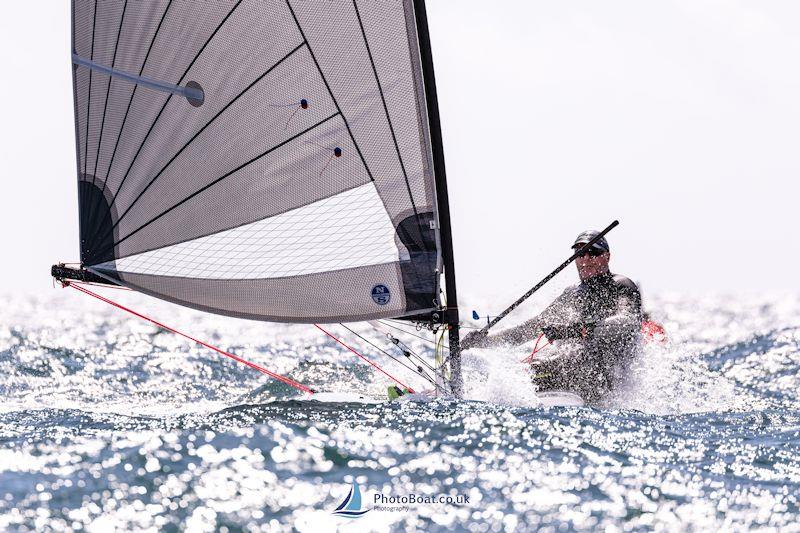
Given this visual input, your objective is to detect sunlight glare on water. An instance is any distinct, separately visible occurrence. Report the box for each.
[0,289,798,531]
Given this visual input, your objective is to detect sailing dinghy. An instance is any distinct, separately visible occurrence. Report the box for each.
[53,0,464,397]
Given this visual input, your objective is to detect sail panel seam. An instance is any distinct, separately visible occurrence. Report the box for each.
[87,0,243,250]
[99,112,343,256]
[90,1,129,181]
[101,0,242,213]
[285,0,375,183]
[103,40,308,236]
[351,0,419,219]
[84,0,177,253]
[86,264,437,324]
[101,257,402,284]
[96,180,373,264]
[97,0,175,192]
[87,0,129,228]
[82,0,98,181]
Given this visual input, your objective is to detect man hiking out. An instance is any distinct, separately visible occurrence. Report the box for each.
[463,230,643,402]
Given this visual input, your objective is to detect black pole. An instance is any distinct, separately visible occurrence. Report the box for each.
[413,0,462,396]
[462,220,620,348]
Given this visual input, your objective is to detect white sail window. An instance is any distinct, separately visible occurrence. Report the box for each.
[103,183,400,279]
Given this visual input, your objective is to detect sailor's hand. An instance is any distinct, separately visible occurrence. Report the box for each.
[462,329,488,349]
[541,325,563,341]
[542,323,586,341]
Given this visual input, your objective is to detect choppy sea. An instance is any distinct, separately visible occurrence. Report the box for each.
[1,288,798,531]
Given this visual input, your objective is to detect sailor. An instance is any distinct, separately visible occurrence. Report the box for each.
[463,230,643,402]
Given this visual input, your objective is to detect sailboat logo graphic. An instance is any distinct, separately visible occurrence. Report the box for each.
[332,482,370,518]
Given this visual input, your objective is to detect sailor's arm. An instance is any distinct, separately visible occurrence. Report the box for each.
[462,288,574,349]
[606,296,639,324]
[461,316,541,349]
[490,317,543,346]
[593,278,642,337]
[594,298,638,336]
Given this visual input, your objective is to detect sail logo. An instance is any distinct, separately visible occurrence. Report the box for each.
[332,481,370,518]
[371,285,391,305]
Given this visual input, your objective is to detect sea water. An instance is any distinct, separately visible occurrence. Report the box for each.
[0,289,798,531]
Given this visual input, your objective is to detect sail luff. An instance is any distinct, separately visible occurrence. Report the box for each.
[411,0,462,396]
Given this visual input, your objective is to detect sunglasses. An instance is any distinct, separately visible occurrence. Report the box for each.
[573,247,606,258]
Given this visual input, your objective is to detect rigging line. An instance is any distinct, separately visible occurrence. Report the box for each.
[351,0,419,219]
[338,323,438,387]
[284,0,375,182]
[376,321,438,374]
[340,324,436,387]
[376,319,438,348]
[370,321,440,375]
[85,0,177,246]
[436,327,446,355]
[89,0,242,249]
[377,319,448,350]
[400,337,439,375]
[70,280,132,291]
[314,324,415,393]
[522,333,550,364]
[67,282,315,394]
[369,320,422,357]
[434,328,447,373]
[96,112,341,256]
[88,0,129,225]
[387,316,474,333]
[82,0,98,181]
[104,41,307,236]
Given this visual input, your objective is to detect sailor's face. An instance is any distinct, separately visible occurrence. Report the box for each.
[576,251,610,280]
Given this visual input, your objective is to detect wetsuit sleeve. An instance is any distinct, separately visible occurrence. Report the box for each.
[611,275,642,321]
[483,286,576,347]
[486,316,542,346]
[588,276,643,376]
[591,276,642,351]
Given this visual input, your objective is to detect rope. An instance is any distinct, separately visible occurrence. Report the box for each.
[378,320,444,348]
[314,324,415,393]
[521,333,550,364]
[370,321,439,375]
[338,324,437,387]
[436,328,447,367]
[340,324,447,396]
[72,281,132,291]
[67,282,315,395]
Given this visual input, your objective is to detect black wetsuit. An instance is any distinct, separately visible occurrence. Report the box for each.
[546,272,642,326]
[532,272,642,402]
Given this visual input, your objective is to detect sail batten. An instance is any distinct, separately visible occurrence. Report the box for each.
[72,53,205,103]
[73,0,446,323]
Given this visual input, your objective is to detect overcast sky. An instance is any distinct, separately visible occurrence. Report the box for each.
[1,1,798,302]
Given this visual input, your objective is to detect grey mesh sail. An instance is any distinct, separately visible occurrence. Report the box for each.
[71,0,444,323]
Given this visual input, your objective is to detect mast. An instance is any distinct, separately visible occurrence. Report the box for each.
[413,0,462,397]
